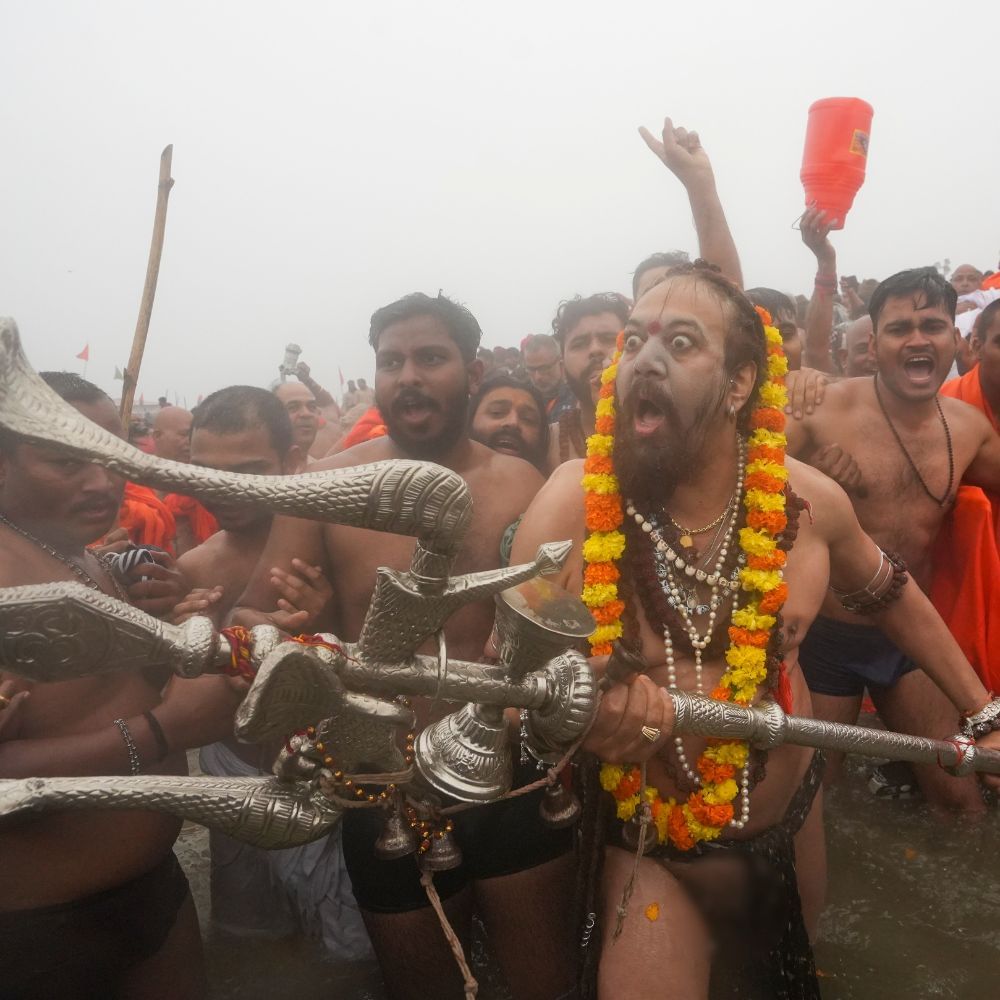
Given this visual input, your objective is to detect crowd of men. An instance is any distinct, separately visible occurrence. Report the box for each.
[2,115,1000,1000]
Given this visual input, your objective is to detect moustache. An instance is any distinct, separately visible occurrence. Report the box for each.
[488,427,525,450]
[68,496,119,517]
[391,390,440,413]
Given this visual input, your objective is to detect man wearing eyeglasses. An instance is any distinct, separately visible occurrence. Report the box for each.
[521,333,576,420]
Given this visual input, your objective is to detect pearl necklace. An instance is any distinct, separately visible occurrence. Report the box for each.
[624,439,752,829]
[0,511,127,600]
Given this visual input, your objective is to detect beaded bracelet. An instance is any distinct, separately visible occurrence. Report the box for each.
[113,718,142,775]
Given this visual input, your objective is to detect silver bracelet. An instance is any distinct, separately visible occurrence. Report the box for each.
[961,697,1000,739]
[113,718,142,775]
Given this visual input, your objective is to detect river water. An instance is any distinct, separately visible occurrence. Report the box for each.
[176,753,1000,999]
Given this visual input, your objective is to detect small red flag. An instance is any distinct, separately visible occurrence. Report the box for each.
[76,344,90,362]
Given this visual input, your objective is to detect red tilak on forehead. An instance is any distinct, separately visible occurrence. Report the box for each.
[646,320,662,335]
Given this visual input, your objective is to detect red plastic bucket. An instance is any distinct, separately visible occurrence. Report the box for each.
[800,97,873,229]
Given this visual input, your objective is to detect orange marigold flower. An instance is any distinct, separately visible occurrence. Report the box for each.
[689,795,734,828]
[710,685,731,701]
[667,807,696,851]
[616,330,625,351]
[592,600,626,625]
[759,582,789,614]
[745,471,786,493]
[698,758,736,783]
[614,769,642,799]
[727,626,770,647]
[584,494,624,532]
[748,550,787,571]
[747,510,788,534]
[591,642,613,656]
[595,415,615,435]
[748,445,786,466]
[584,455,614,475]
[584,562,620,585]
[754,305,773,326]
[750,407,786,432]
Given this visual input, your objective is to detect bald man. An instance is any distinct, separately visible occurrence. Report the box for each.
[273,382,320,461]
[837,316,878,377]
[151,407,192,463]
[951,263,984,299]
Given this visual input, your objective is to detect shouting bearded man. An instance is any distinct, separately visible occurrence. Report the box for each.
[511,263,1000,999]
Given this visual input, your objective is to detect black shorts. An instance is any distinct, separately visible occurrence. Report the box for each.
[0,851,190,1000]
[342,758,573,913]
[799,614,918,698]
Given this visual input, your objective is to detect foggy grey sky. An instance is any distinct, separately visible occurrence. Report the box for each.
[2,0,997,405]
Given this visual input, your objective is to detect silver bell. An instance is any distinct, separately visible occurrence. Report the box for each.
[539,781,581,829]
[419,828,463,872]
[374,807,419,861]
[415,703,513,802]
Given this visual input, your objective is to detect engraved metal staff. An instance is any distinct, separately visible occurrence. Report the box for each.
[668,693,1000,776]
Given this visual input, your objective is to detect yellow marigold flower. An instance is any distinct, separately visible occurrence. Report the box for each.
[758,382,788,408]
[586,434,615,458]
[616,794,639,821]
[701,779,739,805]
[705,742,749,767]
[590,622,624,645]
[744,489,786,513]
[763,325,783,347]
[582,531,626,563]
[746,459,789,481]
[738,527,777,556]
[653,809,670,843]
[767,353,789,378]
[595,396,616,418]
[642,785,659,802]
[731,682,760,704]
[725,645,766,672]
[582,583,618,607]
[749,428,788,450]
[740,568,783,592]
[731,606,776,631]
[581,473,620,495]
[600,764,625,791]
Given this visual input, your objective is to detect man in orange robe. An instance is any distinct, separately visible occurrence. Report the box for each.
[934,299,1000,690]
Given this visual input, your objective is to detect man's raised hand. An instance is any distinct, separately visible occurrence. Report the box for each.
[639,116,714,188]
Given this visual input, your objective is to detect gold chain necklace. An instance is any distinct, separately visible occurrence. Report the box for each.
[666,494,737,549]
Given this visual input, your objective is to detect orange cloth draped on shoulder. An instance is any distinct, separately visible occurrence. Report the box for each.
[163,493,219,545]
[933,373,1000,688]
[940,368,1000,539]
[340,406,387,450]
[982,273,1000,291]
[118,482,177,554]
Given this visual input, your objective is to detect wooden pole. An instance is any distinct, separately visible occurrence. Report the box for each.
[120,145,174,425]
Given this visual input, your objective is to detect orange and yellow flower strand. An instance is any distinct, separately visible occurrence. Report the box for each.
[580,331,627,656]
[588,309,790,850]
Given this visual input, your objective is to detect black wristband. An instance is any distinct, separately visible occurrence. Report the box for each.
[144,710,170,762]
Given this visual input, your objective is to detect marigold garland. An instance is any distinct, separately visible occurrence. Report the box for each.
[589,307,792,850]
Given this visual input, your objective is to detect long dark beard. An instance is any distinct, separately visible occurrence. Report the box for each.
[612,377,724,506]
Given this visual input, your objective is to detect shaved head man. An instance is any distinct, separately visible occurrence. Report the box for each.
[839,316,878,377]
[273,381,321,455]
[152,406,192,463]
[951,263,984,296]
